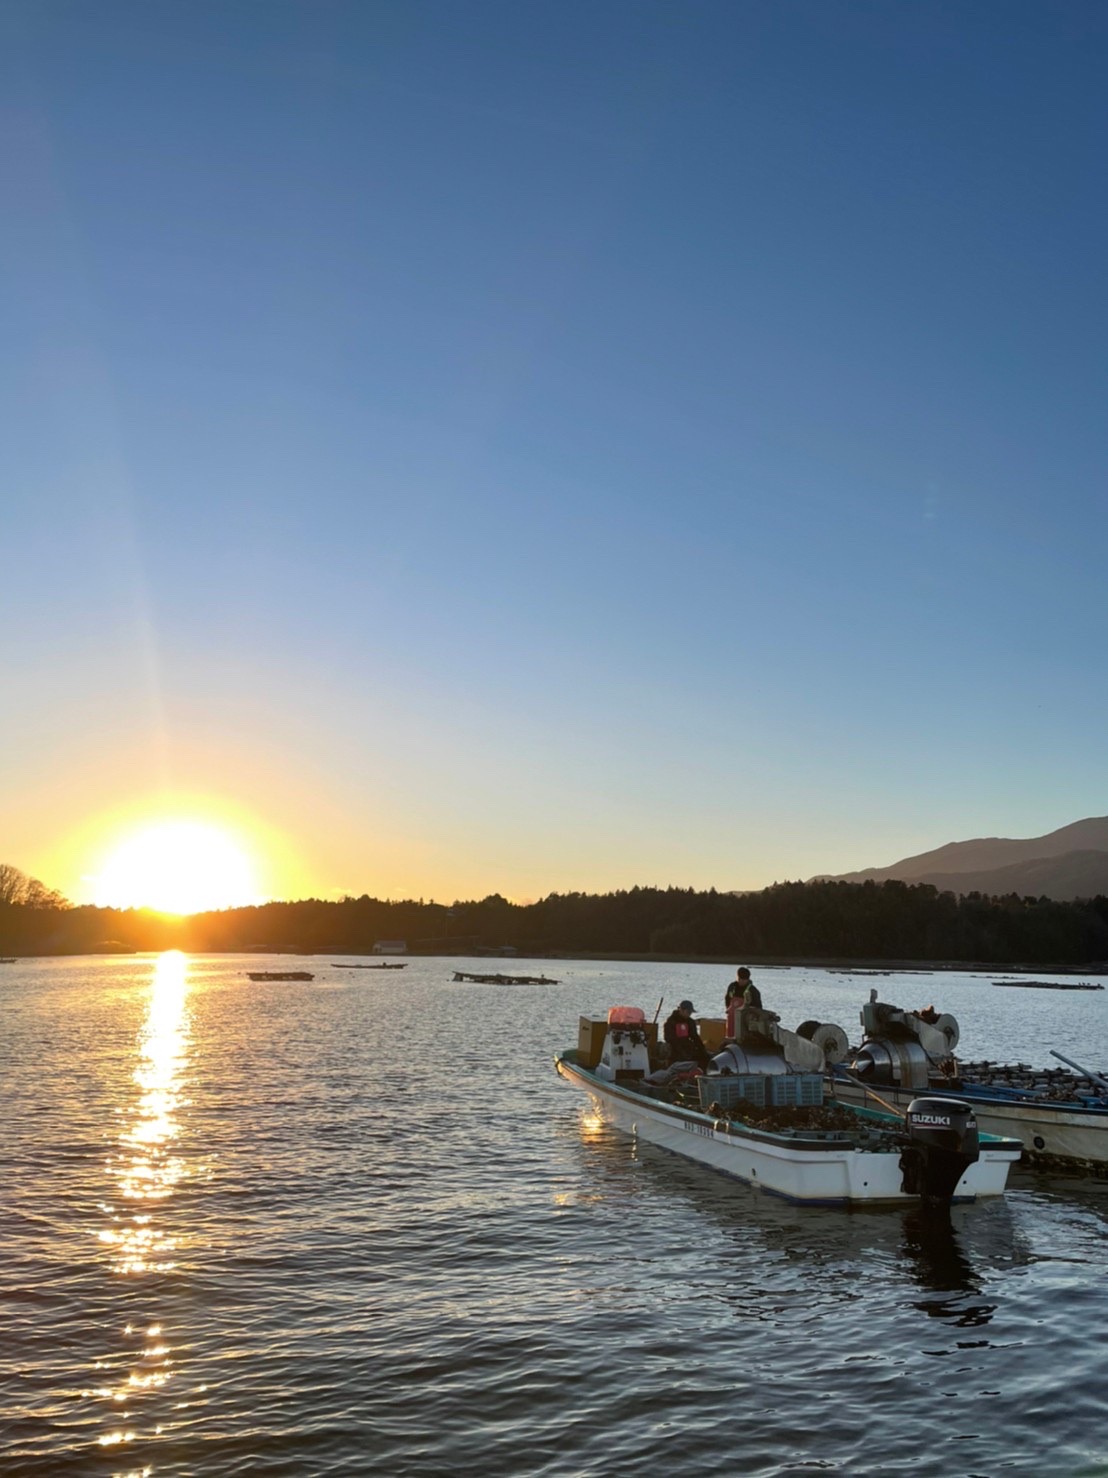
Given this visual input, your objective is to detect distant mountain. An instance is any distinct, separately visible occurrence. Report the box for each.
[912,849,1108,902]
[817,817,1108,901]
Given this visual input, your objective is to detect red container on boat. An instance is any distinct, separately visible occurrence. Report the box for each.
[607,1006,645,1025]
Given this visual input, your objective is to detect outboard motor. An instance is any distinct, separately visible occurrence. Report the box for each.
[900,1097,980,1203]
[595,1006,651,1082]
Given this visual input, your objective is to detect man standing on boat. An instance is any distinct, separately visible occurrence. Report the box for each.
[725,967,762,1036]
[663,999,710,1069]
[726,967,762,1010]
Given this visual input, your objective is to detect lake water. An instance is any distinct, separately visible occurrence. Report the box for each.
[2,954,1107,1476]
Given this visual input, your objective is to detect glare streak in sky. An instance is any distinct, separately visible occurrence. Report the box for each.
[2,3,1106,900]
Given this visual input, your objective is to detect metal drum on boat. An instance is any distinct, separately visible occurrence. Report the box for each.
[709,1044,787,1076]
[852,1038,931,1090]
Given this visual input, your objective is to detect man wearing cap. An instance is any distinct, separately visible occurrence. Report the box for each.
[663,999,709,1069]
[725,967,762,1036]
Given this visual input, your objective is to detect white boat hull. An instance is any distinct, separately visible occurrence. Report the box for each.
[556,1054,1019,1206]
[830,1076,1108,1170]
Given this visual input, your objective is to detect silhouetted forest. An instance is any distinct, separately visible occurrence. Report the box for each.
[2,872,1108,965]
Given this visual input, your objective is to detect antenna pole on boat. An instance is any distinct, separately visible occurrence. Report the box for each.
[1049,1049,1108,1097]
[652,997,663,1023]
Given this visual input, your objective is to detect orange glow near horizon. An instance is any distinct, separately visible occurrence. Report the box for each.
[90,820,263,914]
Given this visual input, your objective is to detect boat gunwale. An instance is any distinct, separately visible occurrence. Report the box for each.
[557,1049,1023,1158]
[853,1076,1108,1119]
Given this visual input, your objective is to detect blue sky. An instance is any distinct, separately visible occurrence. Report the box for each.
[3,1,1106,904]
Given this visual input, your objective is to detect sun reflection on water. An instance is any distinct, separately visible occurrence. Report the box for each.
[102,950,190,1275]
[91,951,191,1456]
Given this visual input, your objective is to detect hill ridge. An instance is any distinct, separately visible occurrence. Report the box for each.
[816,817,1108,901]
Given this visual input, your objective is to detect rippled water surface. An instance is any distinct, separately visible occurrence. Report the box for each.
[2,955,1107,1476]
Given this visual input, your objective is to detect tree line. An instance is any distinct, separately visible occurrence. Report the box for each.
[2,863,1107,964]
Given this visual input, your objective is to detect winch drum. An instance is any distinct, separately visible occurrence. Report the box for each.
[709,1044,787,1076]
[852,1038,931,1090]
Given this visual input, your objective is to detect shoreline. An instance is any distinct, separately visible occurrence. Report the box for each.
[4,949,1107,974]
[543,952,1108,974]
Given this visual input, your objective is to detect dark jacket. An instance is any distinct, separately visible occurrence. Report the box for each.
[664,1010,707,1064]
[726,978,762,1010]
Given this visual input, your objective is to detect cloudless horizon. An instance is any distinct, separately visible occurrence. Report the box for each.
[3,1,1106,908]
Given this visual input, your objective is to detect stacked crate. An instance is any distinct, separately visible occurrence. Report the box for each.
[697,1073,825,1112]
[769,1073,824,1107]
[697,1075,767,1111]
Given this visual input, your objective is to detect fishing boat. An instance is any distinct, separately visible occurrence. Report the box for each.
[555,1005,1021,1206]
[826,991,1108,1172]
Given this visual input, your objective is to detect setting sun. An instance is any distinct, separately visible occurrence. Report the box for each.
[92,821,262,915]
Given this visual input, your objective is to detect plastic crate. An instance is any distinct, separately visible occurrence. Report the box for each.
[769,1073,824,1107]
[698,1074,767,1111]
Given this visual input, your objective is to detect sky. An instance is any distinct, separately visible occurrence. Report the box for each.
[2,0,1106,908]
